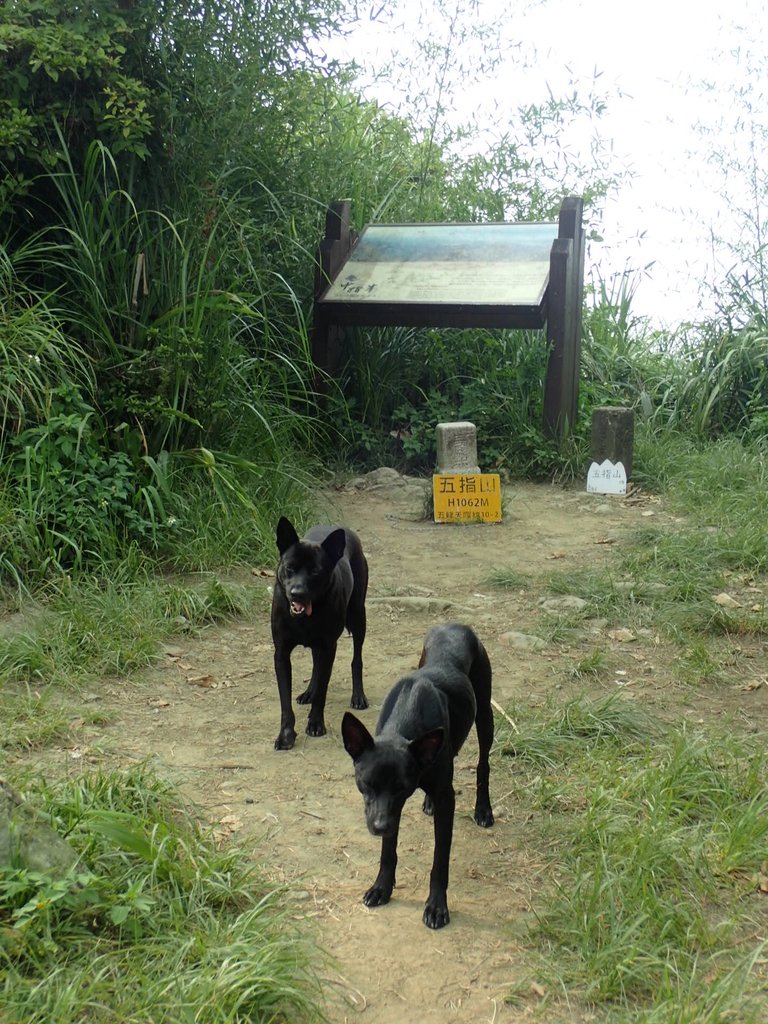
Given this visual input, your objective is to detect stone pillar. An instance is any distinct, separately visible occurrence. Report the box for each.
[591,407,634,479]
[436,422,481,474]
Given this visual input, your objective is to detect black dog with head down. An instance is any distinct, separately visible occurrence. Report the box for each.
[271,517,368,750]
[342,622,494,928]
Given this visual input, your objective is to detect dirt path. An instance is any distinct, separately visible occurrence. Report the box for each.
[51,474,759,1023]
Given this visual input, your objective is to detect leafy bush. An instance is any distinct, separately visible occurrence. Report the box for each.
[8,387,153,567]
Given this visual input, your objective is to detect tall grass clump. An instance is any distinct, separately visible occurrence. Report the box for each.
[34,140,321,458]
[498,699,768,1018]
[497,692,656,769]
[0,140,325,587]
[0,765,323,1023]
[656,319,768,439]
[541,731,768,1007]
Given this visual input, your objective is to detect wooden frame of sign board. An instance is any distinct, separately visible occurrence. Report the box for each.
[311,197,585,439]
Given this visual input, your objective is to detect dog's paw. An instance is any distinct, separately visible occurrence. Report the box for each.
[423,900,450,929]
[296,687,313,705]
[474,804,495,828]
[422,794,434,817]
[274,728,296,751]
[351,691,369,711]
[363,885,392,908]
[305,718,327,737]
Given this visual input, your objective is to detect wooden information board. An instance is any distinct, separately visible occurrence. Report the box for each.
[312,198,585,438]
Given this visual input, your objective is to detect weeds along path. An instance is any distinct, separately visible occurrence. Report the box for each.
[68,475,746,1023]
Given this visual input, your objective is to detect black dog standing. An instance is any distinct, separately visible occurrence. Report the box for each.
[342,623,494,928]
[271,517,369,750]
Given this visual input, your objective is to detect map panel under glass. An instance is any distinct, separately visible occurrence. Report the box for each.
[319,223,558,306]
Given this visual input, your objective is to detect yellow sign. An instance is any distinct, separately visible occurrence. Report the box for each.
[432,474,502,523]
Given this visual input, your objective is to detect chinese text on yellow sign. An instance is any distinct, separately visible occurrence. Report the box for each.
[432,474,502,524]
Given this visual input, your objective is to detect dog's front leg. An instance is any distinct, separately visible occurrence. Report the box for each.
[273,644,297,750]
[303,644,336,736]
[423,787,455,928]
[363,833,398,907]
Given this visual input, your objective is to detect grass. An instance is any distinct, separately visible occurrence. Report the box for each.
[569,647,610,680]
[486,566,532,590]
[0,765,324,1023]
[495,696,768,1020]
[0,571,260,689]
[496,692,656,769]
[488,436,768,1019]
[0,686,111,751]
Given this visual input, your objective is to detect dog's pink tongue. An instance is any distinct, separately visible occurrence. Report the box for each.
[304,600,313,616]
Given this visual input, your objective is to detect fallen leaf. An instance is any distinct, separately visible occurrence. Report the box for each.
[530,982,546,998]
[741,679,764,692]
[212,814,244,845]
[147,697,171,708]
[713,592,742,608]
[595,537,617,545]
[187,674,215,688]
[251,567,275,578]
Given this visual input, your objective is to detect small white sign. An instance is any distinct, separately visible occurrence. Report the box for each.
[587,459,627,495]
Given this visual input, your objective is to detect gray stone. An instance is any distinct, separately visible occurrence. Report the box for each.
[499,630,546,651]
[436,422,481,474]
[538,595,589,613]
[591,407,634,479]
[365,467,405,487]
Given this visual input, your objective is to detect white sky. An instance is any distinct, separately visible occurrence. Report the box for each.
[323,0,766,326]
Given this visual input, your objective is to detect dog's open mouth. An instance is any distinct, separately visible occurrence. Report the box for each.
[290,600,312,616]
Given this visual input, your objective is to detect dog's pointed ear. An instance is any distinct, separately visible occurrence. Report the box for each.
[410,728,445,768]
[342,712,374,762]
[276,517,300,554]
[322,528,346,566]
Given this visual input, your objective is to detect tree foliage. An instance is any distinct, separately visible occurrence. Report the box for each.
[0,1,349,203]
[0,0,153,194]
[0,0,646,580]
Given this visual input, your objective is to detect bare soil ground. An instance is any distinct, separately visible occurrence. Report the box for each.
[23,475,768,1023]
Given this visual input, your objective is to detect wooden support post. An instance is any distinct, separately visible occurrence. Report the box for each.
[311,200,356,383]
[543,197,585,439]
[543,237,574,436]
